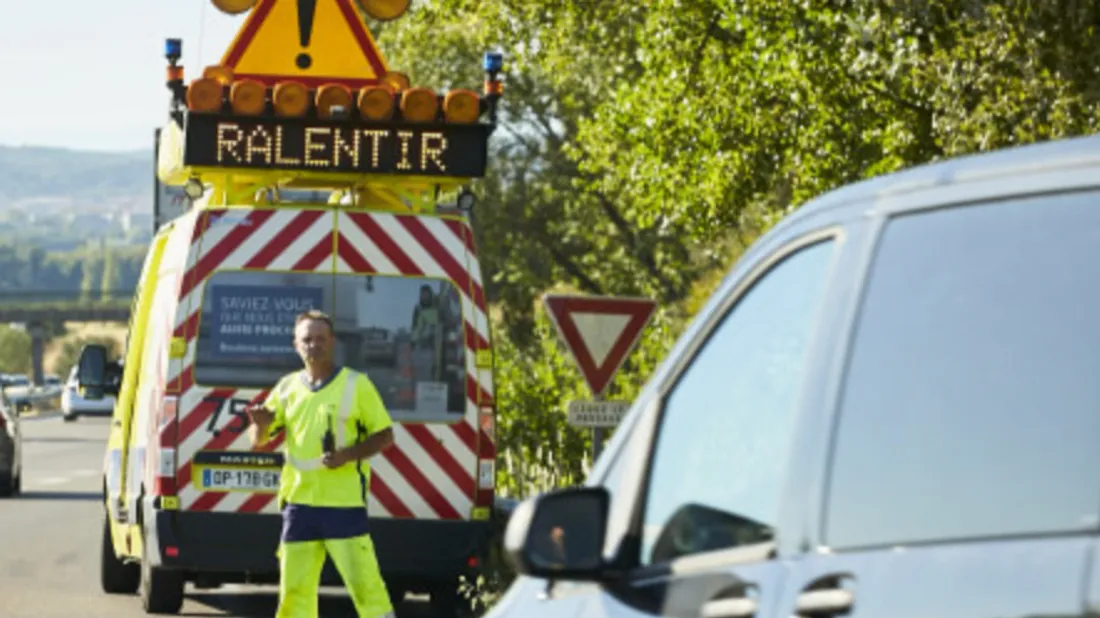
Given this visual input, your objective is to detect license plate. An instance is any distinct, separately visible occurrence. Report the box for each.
[198,467,280,493]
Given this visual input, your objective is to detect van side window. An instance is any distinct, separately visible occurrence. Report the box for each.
[825,192,1100,550]
[639,239,836,565]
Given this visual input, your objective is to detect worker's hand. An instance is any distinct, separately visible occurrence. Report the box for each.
[244,404,274,428]
[322,449,351,469]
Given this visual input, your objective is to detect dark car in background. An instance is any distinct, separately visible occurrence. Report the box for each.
[491,133,1100,618]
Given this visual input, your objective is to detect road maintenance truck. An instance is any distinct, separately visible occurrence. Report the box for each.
[74,0,502,613]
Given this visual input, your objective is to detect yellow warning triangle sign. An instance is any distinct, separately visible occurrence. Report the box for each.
[221,0,389,88]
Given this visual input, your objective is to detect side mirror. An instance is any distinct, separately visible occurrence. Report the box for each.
[504,486,610,581]
[77,344,109,400]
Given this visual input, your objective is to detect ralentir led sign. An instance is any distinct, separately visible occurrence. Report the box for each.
[183,114,490,177]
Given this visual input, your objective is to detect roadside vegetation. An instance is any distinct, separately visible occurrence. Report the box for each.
[0,323,125,379]
[0,241,144,305]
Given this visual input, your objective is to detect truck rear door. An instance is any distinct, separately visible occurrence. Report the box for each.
[171,206,337,516]
[333,210,494,522]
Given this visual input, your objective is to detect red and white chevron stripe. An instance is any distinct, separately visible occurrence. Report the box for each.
[165,207,495,520]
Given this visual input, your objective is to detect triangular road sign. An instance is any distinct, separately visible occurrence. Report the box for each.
[221,0,389,89]
[543,294,658,398]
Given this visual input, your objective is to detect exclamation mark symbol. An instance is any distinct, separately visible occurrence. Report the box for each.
[296,0,316,69]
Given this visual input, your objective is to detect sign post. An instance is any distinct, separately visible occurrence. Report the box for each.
[543,294,657,461]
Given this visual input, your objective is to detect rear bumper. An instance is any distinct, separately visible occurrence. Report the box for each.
[61,397,114,415]
[146,501,492,586]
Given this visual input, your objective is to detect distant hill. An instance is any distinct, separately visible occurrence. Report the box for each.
[0,145,151,206]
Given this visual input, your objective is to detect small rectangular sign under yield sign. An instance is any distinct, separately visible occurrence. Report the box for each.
[566,400,631,428]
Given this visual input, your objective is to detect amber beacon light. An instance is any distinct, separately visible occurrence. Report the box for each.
[203,65,234,85]
[316,84,354,119]
[187,77,224,113]
[400,88,439,123]
[383,71,410,92]
[211,0,258,14]
[273,82,310,117]
[358,85,396,121]
[443,89,480,124]
[230,80,266,116]
[356,0,410,21]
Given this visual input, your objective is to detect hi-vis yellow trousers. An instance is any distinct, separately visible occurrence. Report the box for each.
[276,534,395,618]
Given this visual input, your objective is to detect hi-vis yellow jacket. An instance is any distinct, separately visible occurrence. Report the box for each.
[264,368,392,508]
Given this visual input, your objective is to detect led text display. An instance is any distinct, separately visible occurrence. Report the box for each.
[183,114,490,177]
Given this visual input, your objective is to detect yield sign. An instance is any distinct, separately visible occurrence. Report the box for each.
[220,0,389,89]
[543,294,658,398]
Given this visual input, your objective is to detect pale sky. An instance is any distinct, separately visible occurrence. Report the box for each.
[0,1,249,152]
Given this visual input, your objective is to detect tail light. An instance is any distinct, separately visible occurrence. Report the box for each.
[153,396,179,496]
[478,405,494,444]
[476,405,495,507]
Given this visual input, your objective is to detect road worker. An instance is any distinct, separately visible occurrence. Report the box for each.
[411,284,445,381]
[245,309,396,618]
[411,284,441,348]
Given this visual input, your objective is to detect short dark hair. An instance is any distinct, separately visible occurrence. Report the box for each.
[295,310,334,334]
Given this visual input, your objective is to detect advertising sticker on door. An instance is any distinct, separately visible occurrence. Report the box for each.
[209,284,324,361]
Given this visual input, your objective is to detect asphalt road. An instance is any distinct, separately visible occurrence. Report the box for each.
[0,412,438,617]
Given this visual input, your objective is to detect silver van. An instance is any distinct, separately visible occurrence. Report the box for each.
[492,133,1100,618]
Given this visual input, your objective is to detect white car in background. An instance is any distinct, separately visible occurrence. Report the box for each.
[61,367,115,422]
[2,373,35,414]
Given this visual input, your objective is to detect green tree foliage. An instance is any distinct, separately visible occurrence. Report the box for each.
[79,255,101,303]
[574,0,1100,233]
[0,240,144,304]
[0,327,33,374]
[101,249,120,301]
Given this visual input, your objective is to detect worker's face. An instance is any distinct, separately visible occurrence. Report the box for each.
[420,289,432,307]
[294,319,334,365]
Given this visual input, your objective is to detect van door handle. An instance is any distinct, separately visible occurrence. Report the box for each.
[701,597,758,618]
[795,589,854,614]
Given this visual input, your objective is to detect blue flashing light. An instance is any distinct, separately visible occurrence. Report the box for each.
[165,38,183,58]
[483,51,503,73]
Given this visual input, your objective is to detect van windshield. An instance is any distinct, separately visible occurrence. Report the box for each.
[194,270,468,420]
